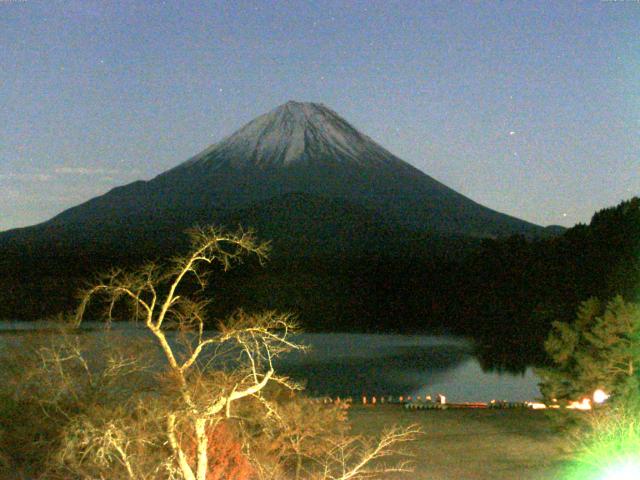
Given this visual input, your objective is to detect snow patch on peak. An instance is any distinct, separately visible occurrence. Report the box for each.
[182,101,408,171]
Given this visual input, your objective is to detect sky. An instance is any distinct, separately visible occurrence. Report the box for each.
[1,0,638,231]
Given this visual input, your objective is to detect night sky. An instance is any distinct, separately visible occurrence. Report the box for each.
[1,0,638,231]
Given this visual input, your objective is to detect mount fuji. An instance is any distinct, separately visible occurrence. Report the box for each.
[15,101,543,243]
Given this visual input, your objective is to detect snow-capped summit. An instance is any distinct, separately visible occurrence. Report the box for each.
[181,101,405,170]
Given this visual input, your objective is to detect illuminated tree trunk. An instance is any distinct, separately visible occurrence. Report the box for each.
[195,418,208,480]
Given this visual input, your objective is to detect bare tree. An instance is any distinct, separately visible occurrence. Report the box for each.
[313,424,421,480]
[64,226,421,480]
[74,227,304,480]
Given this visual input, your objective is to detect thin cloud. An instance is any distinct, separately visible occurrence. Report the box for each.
[1,166,141,184]
[54,166,122,176]
[0,173,53,182]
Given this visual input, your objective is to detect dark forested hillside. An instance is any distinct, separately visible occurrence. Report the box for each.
[1,197,637,373]
[445,197,640,369]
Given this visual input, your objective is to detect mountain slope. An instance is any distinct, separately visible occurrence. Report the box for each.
[39,101,543,239]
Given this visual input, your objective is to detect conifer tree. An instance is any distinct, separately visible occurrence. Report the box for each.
[538,296,640,407]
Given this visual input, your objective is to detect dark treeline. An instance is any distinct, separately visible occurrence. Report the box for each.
[450,197,640,370]
[199,197,639,370]
[1,197,638,371]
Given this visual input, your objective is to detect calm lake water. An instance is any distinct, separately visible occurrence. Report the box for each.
[0,322,541,403]
[276,333,541,402]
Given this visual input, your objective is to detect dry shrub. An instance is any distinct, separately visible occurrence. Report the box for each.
[183,421,255,480]
[0,328,158,479]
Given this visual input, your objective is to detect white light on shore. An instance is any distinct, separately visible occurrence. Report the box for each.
[567,398,591,410]
[593,389,609,404]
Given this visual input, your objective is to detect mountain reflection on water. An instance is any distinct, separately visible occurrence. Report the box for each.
[276,334,541,402]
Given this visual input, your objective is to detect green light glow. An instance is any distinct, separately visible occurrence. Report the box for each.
[564,456,640,480]
[562,407,640,480]
[601,460,640,480]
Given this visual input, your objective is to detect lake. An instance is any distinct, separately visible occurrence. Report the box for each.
[0,322,541,403]
[276,333,541,402]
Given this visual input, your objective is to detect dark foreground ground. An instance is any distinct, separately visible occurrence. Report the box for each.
[348,405,569,480]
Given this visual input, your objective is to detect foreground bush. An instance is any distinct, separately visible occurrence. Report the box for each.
[538,295,640,476]
[562,404,640,480]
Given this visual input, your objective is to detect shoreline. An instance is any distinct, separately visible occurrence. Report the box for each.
[347,404,568,479]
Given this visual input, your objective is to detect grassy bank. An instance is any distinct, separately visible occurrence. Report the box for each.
[348,405,568,479]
